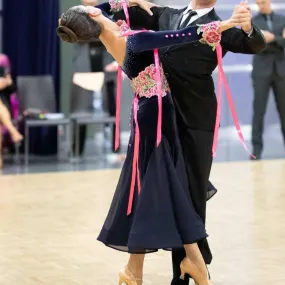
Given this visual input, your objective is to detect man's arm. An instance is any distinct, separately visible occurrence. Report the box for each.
[130,25,202,52]
[221,25,266,54]
[96,2,165,30]
[114,6,163,30]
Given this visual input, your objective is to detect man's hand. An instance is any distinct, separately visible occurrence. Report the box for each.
[261,30,275,43]
[229,1,252,33]
[129,0,160,16]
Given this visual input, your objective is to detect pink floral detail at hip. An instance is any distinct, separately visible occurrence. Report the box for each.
[132,64,170,98]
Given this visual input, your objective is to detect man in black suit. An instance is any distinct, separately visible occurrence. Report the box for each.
[251,0,285,159]
[107,0,265,283]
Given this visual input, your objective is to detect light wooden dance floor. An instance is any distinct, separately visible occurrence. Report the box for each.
[0,159,285,285]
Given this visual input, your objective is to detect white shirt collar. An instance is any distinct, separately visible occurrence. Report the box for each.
[183,3,214,17]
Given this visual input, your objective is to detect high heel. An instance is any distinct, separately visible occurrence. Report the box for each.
[180,257,210,285]
[118,266,142,285]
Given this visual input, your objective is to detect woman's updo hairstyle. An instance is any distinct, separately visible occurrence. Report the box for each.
[57,6,102,43]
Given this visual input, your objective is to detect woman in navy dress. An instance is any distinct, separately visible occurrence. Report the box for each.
[57,5,234,285]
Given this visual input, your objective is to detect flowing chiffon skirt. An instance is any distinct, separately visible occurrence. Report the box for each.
[98,94,211,253]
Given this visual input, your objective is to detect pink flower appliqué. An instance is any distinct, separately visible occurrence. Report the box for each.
[132,64,170,98]
[109,0,129,12]
[197,21,221,51]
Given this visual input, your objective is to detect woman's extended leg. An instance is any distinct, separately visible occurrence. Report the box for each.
[119,254,145,285]
[0,99,22,143]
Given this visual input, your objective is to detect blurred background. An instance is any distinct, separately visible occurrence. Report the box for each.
[0,0,284,174]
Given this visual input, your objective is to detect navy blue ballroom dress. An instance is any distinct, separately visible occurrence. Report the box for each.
[97,24,210,253]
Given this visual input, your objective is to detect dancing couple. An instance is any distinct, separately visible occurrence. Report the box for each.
[57,0,265,284]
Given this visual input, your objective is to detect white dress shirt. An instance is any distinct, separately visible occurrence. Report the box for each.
[179,4,214,27]
[179,3,253,36]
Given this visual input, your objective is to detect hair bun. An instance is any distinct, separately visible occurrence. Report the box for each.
[57,26,78,43]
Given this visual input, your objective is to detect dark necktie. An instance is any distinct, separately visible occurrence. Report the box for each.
[180,10,198,29]
[266,15,273,31]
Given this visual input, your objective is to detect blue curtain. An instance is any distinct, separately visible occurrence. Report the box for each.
[2,0,60,109]
[2,0,60,155]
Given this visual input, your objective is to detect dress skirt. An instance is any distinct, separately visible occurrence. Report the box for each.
[97,93,208,253]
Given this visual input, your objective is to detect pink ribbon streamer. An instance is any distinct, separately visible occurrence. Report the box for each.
[213,44,255,158]
[125,47,162,215]
[154,48,162,147]
[114,28,148,153]
[120,30,163,215]
[122,1,130,26]
[127,95,141,215]
[115,67,122,151]
[212,45,223,157]
[114,1,129,152]
[113,3,163,214]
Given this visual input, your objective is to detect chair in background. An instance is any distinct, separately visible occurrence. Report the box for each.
[70,82,115,158]
[17,75,71,165]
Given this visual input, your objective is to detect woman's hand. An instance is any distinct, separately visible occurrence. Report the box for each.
[217,1,252,33]
[228,1,252,31]
[129,0,160,16]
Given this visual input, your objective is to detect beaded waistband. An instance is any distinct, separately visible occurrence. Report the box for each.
[132,64,170,98]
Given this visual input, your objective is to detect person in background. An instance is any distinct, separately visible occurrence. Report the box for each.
[72,0,120,157]
[251,0,285,159]
[0,54,23,168]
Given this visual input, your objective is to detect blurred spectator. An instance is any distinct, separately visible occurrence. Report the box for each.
[251,0,285,159]
[0,54,23,168]
[72,0,119,157]
[0,54,19,121]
